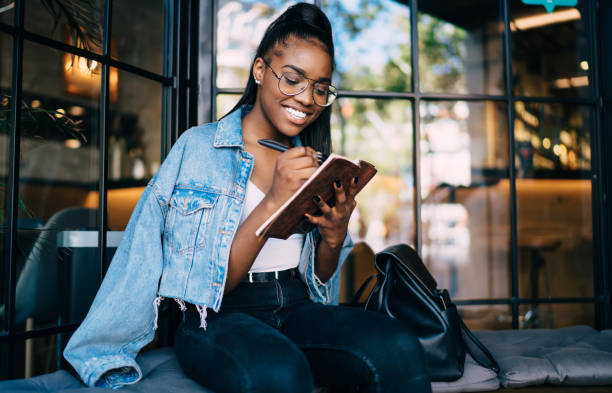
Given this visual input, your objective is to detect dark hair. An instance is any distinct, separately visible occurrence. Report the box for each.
[225,2,335,155]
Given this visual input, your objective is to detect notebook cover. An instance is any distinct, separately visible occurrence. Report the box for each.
[260,157,377,239]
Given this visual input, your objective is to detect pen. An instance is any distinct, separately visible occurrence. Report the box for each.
[258,139,328,163]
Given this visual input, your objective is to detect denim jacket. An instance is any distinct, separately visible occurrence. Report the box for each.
[63,106,353,388]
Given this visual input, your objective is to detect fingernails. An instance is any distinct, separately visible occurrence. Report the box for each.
[334,179,341,188]
[353,176,359,185]
[312,195,321,203]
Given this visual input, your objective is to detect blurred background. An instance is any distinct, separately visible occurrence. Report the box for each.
[1,0,611,381]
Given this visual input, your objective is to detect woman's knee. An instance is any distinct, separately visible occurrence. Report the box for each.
[246,345,314,393]
[175,326,313,393]
[357,321,429,380]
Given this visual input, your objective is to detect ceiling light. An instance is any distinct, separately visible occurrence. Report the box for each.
[512,8,581,31]
[580,61,589,71]
[65,139,81,149]
[553,75,588,89]
[553,78,571,88]
[570,76,588,87]
[69,106,85,116]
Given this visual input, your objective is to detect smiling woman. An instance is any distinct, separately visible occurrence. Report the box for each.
[61,3,432,393]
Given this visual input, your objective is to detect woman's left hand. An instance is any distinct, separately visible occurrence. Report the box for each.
[305,177,358,249]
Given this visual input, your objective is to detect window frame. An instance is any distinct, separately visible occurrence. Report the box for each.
[0,0,199,379]
[208,0,609,329]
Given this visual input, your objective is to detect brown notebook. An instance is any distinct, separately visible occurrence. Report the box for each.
[255,153,377,239]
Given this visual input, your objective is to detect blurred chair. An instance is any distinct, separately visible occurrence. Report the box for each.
[0,207,99,377]
[341,241,376,304]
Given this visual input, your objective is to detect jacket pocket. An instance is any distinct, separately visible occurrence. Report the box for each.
[165,188,218,255]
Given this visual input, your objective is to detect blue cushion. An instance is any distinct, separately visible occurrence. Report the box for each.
[0,347,211,392]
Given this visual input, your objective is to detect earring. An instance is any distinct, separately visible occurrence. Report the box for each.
[254,78,261,85]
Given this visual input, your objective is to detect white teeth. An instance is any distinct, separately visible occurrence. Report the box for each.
[285,107,306,119]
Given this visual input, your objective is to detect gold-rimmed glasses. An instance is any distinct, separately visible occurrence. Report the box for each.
[262,59,337,107]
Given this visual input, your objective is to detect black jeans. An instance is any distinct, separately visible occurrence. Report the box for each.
[174,277,431,393]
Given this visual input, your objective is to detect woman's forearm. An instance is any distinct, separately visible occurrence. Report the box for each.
[314,237,342,283]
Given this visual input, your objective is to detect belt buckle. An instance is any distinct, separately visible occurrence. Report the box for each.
[275,271,279,280]
[248,272,253,283]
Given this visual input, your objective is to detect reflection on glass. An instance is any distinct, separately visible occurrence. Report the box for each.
[0,1,13,24]
[15,336,59,378]
[519,303,594,329]
[460,305,513,330]
[514,103,592,291]
[105,69,162,230]
[420,101,510,300]
[511,0,590,98]
[514,102,591,175]
[0,343,5,378]
[216,94,241,120]
[0,33,12,333]
[322,0,411,92]
[418,1,504,95]
[216,1,305,89]
[515,103,593,326]
[112,0,163,74]
[332,98,413,252]
[13,41,100,332]
[25,0,103,54]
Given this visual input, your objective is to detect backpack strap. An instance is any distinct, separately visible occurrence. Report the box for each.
[351,273,377,306]
[459,319,500,373]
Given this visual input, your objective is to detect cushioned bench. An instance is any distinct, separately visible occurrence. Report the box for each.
[432,325,612,392]
[0,348,211,393]
[1,326,611,393]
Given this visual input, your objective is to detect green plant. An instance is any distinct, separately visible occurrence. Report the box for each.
[0,183,34,223]
[40,0,102,51]
[1,0,101,224]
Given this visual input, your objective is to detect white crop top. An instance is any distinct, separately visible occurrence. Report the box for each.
[239,181,304,273]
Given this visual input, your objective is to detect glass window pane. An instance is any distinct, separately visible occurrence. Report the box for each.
[418,1,504,95]
[420,101,510,300]
[519,302,594,329]
[332,98,414,251]
[107,68,162,231]
[112,1,163,74]
[216,1,310,89]
[0,32,12,334]
[15,41,101,331]
[322,0,411,92]
[0,343,5,379]
[0,1,13,25]
[515,103,593,303]
[8,336,59,379]
[25,0,104,54]
[514,102,591,174]
[216,94,240,121]
[511,0,591,98]
[460,304,513,330]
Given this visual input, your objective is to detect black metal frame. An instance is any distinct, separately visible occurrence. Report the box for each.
[0,0,200,380]
[597,0,612,329]
[210,0,608,329]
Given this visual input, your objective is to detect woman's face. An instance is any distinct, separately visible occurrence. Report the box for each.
[253,37,333,139]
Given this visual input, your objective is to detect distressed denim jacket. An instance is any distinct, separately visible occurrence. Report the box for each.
[63,106,353,388]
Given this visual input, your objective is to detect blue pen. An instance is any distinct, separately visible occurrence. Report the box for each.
[257,139,328,163]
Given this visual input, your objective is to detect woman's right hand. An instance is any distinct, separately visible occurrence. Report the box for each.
[265,146,319,208]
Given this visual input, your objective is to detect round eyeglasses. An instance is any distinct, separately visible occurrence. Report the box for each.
[262,59,337,107]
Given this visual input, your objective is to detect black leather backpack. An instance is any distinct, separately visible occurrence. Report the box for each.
[353,243,499,381]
